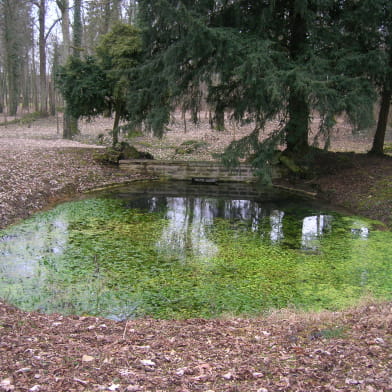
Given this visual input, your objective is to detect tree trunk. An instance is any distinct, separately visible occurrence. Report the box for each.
[56,0,73,137]
[31,41,40,113]
[38,0,48,116]
[213,108,225,131]
[63,109,79,139]
[286,89,309,154]
[112,109,120,146]
[369,87,391,155]
[127,0,138,24]
[57,0,71,60]
[0,70,4,113]
[73,0,83,58]
[3,0,22,116]
[48,80,56,115]
[63,0,82,139]
[285,0,309,155]
[103,0,111,34]
[22,58,30,112]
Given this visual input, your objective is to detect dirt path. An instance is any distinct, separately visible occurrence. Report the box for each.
[0,116,391,392]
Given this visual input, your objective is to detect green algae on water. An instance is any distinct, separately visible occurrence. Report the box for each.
[0,185,391,320]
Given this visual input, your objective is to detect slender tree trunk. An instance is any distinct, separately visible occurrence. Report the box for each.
[3,0,21,116]
[57,0,70,60]
[102,0,111,34]
[38,0,48,115]
[369,87,391,155]
[22,58,30,112]
[48,80,56,115]
[31,41,40,113]
[369,49,392,156]
[112,0,122,22]
[73,0,83,58]
[0,70,4,113]
[112,109,120,145]
[127,0,138,24]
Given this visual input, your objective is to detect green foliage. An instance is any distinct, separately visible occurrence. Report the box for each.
[127,0,380,162]
[56,23,142,139]
[95,23,142,119]
[56,56,109,118]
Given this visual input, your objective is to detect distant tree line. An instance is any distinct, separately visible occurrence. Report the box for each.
[0,1,137,128]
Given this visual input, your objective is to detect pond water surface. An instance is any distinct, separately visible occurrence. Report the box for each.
[0,181,391,319]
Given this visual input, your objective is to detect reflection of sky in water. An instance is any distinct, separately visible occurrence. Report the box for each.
[350,223,369,238]
[270,210,285,243]
[154,198,357,256]
[0,196,372,276]
[0,216,68,279]
[156,197,219,260]
[301,215,332,250]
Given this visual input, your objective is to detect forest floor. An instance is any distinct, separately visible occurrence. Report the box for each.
[0,114,391,391]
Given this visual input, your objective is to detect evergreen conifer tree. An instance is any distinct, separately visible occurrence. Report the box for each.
[128,0,377,175]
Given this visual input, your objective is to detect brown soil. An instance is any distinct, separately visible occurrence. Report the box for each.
[0,115,391,392]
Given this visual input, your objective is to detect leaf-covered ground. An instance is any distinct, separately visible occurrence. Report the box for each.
[1,300,391,392]
[0,114,391,391]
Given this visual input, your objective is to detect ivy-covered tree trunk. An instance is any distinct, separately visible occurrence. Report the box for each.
[63,108,79,139]
[63,0,82,139]
[73,0,83,59]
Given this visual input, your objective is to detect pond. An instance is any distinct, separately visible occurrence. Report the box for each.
[0,181,391,320]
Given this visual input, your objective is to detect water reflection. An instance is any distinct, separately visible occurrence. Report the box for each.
[0,215,68,279]
[129,196,352,254]
[270,210,285,243]
[301,215,332,250]
[0,184,384,319]
[156,197,218,260]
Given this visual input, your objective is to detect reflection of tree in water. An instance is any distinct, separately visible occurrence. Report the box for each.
[156,197,219,261]
[301,215,332,250]
[134,196,371,256]
[270,210,285,243]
